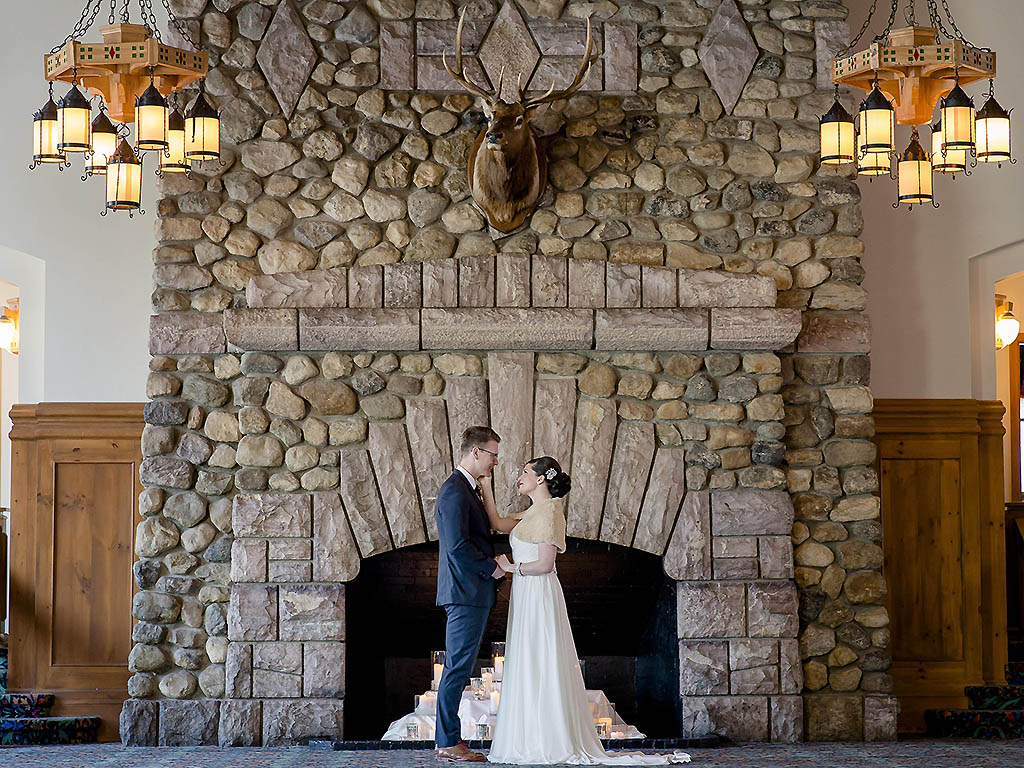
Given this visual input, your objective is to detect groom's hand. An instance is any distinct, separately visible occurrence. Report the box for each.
[492,561,505,578]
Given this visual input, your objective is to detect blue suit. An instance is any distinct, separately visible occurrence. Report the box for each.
[435,470,498,747]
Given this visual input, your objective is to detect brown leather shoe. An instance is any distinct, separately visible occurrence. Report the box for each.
[435,742,486,762]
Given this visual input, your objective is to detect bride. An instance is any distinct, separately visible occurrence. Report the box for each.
[480,456,689,766]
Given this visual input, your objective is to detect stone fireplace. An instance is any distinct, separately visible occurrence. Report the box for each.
[122,0,897,748]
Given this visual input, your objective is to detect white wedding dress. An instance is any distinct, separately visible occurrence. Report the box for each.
[487,531,689,765]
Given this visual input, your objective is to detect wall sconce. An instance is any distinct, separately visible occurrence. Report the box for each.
[0,299,19,355]
[996,294,1020,350]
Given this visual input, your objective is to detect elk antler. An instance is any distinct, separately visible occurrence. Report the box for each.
[523,18,596,109]
[443,9,495,103]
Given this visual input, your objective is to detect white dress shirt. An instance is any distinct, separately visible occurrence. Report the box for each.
[456,465,479,491]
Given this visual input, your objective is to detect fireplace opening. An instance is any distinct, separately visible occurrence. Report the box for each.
[344,539,679,740]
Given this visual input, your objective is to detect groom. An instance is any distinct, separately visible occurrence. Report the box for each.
[434,425,505,762]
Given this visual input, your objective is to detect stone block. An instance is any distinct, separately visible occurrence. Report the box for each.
[369,422,427,548]
[804,694,864,741]
[864,695,899,741]
[533,378,578,468]
[406,400,453,541]
[606,263,642,308]
[268,561,311,582]
[532,256,568,307]
[664,490,712,580]
[233,493,312,538]
[497,253,531,307]
[779,639,803,694]
[158,699,219,745]
[568,259,606,308]
[798,311,871,354]
[568,398,617,539]
[219,700,261,746]
[421,308,594,350]
[231,539,267,583]
[488,353,535,519]
[348,265,384,308]
[225,642,253,698]
[228,584,278,641]
[711,489,794,536]
[339,449,392,557]
[422,259,458,307]
[380,21,414,89]
[384,262,422,307]
[458,254,495,307]
[747,582,799,638]
[710,308,802,351]
[596,309,709,351]
[299,308,420,351]
[815,20,849,90]
[224,309,298,351]
[304,642,346,697]
[120,699,159,746]
[604,22,638,91]
[149,313,226,355]
[269,539,312,560]
[679,641,729,695]
[681,696,769,741]
[642,267,678,308]
[262,699,344,746]
[252,642,302,698]
[731,665,779,694]
[140,457,195,490]
[600,421,657,546]
[759,535,794,579]
[246,268,347,309]
[445,377,490,467]
[279,584,345,641]
[678,270,776,308]
[677,581,746,638]
[313,492,361,581]
[770,695,804,743]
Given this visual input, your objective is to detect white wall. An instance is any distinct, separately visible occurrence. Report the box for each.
[847,0,1024,399]
[0,0,158,403]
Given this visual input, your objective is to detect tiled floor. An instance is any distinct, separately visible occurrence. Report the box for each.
[1,742,1023,768]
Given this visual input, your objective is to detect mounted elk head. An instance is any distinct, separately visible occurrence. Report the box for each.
[444,11,596,233]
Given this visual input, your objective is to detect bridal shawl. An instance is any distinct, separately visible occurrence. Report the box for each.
[512,497,567,553]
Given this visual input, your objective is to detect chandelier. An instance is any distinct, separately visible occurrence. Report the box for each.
[30,1,221,217]
[819,0,1013,210]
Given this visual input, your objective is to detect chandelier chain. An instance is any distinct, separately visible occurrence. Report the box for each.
[139,0,161,40]
[120,0,130,23]
[49,0,104,54]
[109,0,116,23]
[161,0,198,49]
[874,0,900,44]
[843,0,879,55]
[903,0,915,26]
[939,0,986,50]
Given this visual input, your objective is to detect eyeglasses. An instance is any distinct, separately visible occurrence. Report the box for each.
[477,447,498,459]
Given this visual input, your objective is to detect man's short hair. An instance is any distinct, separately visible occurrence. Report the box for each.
[461,425,501,456]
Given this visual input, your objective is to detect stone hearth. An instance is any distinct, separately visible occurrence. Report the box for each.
[124,0,896,748]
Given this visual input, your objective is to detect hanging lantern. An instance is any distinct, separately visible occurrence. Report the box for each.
[940,82,976,152]
[820,96,856,165]
[931,121,967,175]
[84,110,118,177]
[856,113,891,176]
[30,88,65,167]
[184,89,220,161]
[105,138,143,213]
[976,94,1013,164]
[896,128,935,208]
[858,81,895,154]
[158,107,191,175]
[57,84,92,154]
[135,80,169,152]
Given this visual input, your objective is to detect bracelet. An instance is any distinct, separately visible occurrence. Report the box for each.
[515,562,523,576]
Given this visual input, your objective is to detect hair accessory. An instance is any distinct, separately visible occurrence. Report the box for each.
[545,468,557,480]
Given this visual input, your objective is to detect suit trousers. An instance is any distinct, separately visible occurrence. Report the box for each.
[436,602,491,747]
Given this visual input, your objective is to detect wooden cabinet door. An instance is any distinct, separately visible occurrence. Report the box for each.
[9,404,144,742]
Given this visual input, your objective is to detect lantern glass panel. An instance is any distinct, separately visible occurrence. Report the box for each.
[57,101,91,153]
[135,103,169,151]
[941,96,976,151]
[859,97,894,153]
[931,126,967,173]
[33,115,64,163]
[897,158,933,205]
[86,128,118,175]
[184,115,219,160]
[160,126,189,174]
[106,157,142,210]
[821,119,855,165]
[977,114,1011,163]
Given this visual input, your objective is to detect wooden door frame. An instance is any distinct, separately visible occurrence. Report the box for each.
[1008,333,1022,502]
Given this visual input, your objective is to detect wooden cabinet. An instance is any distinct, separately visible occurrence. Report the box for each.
[874,399,1007,732]
[8,403,144,742]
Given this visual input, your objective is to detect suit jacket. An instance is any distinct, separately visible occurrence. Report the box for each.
[435,470,498,607]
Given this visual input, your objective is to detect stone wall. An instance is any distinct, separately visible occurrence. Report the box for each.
[124,0,896,746]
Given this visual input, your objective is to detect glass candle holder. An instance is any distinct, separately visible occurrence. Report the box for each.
[407,722,420,739]
[470,677,486,700]
[578,659,586,685]
[491,642,506,682]
[431,650,446,691]
[595,719,611,739]
[475,722,492,740]
[489,689,500,715]
[418,691,437,715]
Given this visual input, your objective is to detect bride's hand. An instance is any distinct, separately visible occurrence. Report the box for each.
[495,554,515,573]
[479,476,494,498]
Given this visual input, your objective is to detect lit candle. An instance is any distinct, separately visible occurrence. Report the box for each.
[489,690,500,715]
[493,656,504,681]
[481,667,494,693]
[431,651,446,691]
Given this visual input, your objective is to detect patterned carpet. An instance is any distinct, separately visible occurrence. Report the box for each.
[1,742,1023,767]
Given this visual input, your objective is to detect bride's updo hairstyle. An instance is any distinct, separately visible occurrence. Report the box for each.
[530,456,572,498]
